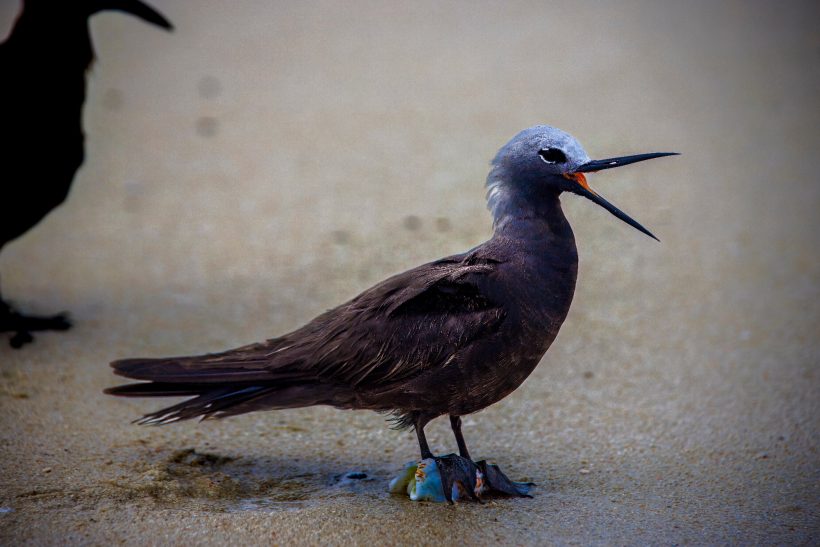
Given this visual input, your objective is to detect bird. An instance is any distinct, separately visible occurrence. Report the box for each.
[0,0,172,348]
[106,125,677,502]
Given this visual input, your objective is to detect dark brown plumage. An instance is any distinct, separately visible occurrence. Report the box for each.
[110,238,575,426]
[106,126,677,501]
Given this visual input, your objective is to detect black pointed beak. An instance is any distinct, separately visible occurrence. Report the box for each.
[93,0,173,30]
[565,152,678,241]
[575,152,679,173]
[575,181,659,241]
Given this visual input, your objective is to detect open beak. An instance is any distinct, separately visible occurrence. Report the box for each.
[94,0,174,30]
[564,152,679,241]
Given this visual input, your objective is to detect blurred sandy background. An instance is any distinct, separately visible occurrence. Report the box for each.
[0,0,817,544]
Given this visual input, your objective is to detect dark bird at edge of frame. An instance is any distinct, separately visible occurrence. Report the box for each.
[106,126,678,503]
[0,0,172,348]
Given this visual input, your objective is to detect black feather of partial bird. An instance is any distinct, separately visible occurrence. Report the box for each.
[0,0,172,347]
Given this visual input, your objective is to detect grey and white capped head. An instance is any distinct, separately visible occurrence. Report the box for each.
[486,125,678,240]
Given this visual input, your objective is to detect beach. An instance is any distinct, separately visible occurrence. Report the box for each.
[0,1,818,543]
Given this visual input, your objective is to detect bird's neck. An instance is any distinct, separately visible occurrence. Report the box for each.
[490,188,574,244]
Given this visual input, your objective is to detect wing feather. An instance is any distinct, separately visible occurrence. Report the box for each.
[111,252,507,392]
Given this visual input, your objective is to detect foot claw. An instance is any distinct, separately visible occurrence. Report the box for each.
[9,330,34,349]
[0,303,72,348]
[47,312,73,331]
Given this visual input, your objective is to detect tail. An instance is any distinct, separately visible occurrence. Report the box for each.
[105,355,346,426]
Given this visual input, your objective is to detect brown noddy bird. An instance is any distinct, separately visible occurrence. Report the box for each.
[106,126,677,502]
[0,0,172,348]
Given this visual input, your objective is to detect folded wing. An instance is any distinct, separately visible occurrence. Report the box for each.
[106,251,507,423]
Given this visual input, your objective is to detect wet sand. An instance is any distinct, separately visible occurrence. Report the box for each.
[1,0,818,544]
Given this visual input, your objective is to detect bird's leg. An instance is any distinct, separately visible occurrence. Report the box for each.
[413,414,434,460]
[0,278,71,348]
[449,415,471,460]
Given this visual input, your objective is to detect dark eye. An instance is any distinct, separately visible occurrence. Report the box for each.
[538,148,567,164]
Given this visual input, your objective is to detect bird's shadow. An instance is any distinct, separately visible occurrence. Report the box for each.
[104,441,559,512]
[106,443,401,512]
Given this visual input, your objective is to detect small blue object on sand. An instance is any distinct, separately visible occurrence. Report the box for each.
[389,459,448,502]
[389,456,534,503]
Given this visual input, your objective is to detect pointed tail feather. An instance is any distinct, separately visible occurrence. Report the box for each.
[109,356,288,384]
[104,382,211,398]
[106,356,351,425]
[131,385,271,425]
[106,379,290,425]
[106,355,281,424]
[108,382,348,426]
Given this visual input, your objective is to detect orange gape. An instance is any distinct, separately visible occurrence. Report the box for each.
[563,172,596,195]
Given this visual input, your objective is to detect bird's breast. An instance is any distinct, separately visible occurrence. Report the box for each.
[448,245,578,415]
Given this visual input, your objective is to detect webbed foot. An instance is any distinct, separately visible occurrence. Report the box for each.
[434,454,482,503]
[474,459,534,498]
[0,300,71,348]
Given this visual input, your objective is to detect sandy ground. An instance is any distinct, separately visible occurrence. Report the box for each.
[1,0,818,544]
